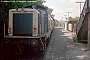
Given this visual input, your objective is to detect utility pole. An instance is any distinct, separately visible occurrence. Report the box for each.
[64,15,67,20]
[76,2,84,15]
[64,15,68,30]
[67,12,71,20]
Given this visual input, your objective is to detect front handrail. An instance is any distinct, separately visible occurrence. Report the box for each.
[76,0,88,35]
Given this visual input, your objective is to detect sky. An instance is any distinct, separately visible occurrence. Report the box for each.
[43,0,85,21]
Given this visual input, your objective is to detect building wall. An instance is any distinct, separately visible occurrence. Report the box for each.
[68,21,78,32]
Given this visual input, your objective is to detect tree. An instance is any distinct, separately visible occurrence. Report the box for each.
[47,8,53,15]
[69,17,73,20]
[74,17,80,20]
[69,16,80,21]
[54,19,59,26]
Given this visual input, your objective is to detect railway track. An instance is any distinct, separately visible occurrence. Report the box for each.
[0,51,45,60]
[31,53,44,60]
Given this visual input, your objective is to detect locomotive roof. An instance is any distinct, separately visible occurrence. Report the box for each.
[25,4,47,10]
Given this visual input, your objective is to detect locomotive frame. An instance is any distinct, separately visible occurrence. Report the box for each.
[2,4,54,53]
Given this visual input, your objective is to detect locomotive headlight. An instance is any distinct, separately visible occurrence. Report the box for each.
[31,39,38,47]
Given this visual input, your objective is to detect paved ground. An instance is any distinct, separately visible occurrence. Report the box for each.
[43,27,90,60]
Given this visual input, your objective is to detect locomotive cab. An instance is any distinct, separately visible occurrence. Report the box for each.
[8,8,39,37]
